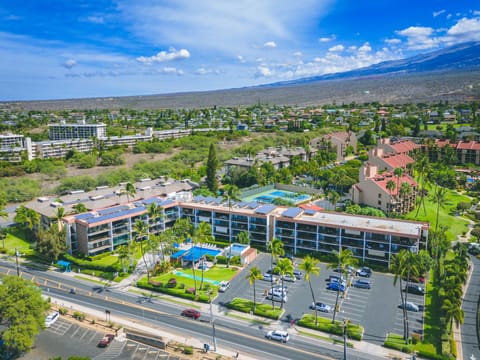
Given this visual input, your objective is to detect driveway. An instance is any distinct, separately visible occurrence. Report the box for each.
[461,255,480,360]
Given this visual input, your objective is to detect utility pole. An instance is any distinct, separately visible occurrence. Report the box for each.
[209,292,217,352]
[15,248,20,276]
[343,319,349,360]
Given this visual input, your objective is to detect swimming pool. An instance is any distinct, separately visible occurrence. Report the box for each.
[247,189,311,205]
[182,246,222,262]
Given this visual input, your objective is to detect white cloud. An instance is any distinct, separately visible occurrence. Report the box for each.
[63,59,76,69]
[445,17,480,42]
[293,51,303,57]
[194,67,220,75]
[84,16,105,24]
[256,65,274,77]
[328,44,345,52]
[161,67,184,75]
[263,41,277,48]
[319,34,336,42]
[473,10,480,16]
[385,38,401,45]
[396,26,439,50]
[136,48,191,64]
[433,10,445,17]
[358,43,372,53]
[236,55,246,63]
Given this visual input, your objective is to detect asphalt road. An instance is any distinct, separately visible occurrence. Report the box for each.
[0,261,384,360]
[462,255,480,360]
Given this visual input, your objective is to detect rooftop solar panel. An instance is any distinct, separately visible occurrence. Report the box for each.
[236,201,249,208]
[205,196,215,203]
[255,204,276,215]
[142,197,161,205]
[304,209,317,215]
[193,195,205,202]
[282,207,302,218]
[214,196,223,205]
[75,212,94,220]
[97,205,130,216]
[86,207,144,224]
[159,199,175,206]
[247,201,258,209]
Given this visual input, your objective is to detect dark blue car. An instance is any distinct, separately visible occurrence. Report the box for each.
[327,282,346,292]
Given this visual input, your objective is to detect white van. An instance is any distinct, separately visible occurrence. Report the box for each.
[266,293,288,303]
[45,311,59,328]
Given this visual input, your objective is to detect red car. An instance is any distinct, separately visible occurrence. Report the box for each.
[181,308,201,319]
[98,334,115,348]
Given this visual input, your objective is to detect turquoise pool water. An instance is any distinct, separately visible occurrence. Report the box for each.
[243,189,311,205]
[173,270,221,285]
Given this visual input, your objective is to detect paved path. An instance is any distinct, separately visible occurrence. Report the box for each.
[461,255,480,360]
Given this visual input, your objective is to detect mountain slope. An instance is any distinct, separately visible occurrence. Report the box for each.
[265,41,480,87]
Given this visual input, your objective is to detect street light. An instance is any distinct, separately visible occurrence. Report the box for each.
[208,291,217,352]
[343,318,349,360]
[15,247,20,276]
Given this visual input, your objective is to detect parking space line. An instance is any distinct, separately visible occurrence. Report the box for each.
[71,326,81,338]
[88,331,98,343]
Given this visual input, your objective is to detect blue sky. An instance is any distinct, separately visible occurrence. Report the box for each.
[1,1,480,101]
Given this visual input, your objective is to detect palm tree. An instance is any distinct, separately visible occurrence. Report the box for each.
[14,205,40,237]
[399,182,413,213]
[117,244,129,273]
[195,221,212,291]
[413,154,431,217]
[246,266,263,312]
[386,179,396,196]
[134,219,151,282]
[432,187,447,231]
[121,182,136,202]
[391,250,410,342]
[274,258,294,309]
[442,298,464,335]
[148,203,163,235]
[394,167,404,193]
[236,231,250,245]
[173,218,196,292]
[328,249,357,324]
[55,207,65,232]
[72,203,88,214]
[267,238,285,309]
[299,256,321,326]
[328,190,340,211]
[222,184,240,267]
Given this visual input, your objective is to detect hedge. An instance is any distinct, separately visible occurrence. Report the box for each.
[226,298,283,320]
[297,314,363,341]
[384,335,453,360]
[136,278,210,303]
[62,253,122,272]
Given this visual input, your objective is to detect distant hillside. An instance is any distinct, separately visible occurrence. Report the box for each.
[3,42,480,111]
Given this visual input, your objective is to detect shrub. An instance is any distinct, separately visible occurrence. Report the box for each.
[186,287,195,294]
[183,346,193,355]
[167,278,177,288]
[73,311,85,321]
[179,283,185,289]
[58,308,68,315]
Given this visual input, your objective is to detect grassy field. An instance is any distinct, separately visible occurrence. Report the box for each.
[404,187,470,241]
[1,228,35,256]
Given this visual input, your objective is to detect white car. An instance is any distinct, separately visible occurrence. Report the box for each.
[266,293,288,303]
[45,311,59,328]
[262,273,278,282]
[399,301,419,312]
[268,288,287,297]
[265,330,290,343]
[310,302,332,313]
[218,281,230,293]
[282,274,296,282]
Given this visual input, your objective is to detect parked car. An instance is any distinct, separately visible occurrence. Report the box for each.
[266,293,288,302]
[353,279,371,289]
[45,311,59,328]
[399,302,419,312]
[265,330,289,343]
[293,270,303,280]
[356,267,372,277]
[329,274,345,283]
[97,334,115,348]
[309,302,332,313]
[262,273,278,282]
[272,285,289,293]
[181,308,201,319]
[405,284,425,295]
[268,288,287,297]
[218,281,230,293]
[327,282,346,292]
[282,274,296,282]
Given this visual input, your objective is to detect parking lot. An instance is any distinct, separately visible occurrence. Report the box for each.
[217,253,425,345]
[20,318,178,360]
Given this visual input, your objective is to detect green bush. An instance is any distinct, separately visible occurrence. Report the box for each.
[183,346,193,355]
[297,314,363,341]
[73,311,85,321]
[226,298,283,320]
[63,254,121,273]
[58,308,68,315]
[137,279,210,303]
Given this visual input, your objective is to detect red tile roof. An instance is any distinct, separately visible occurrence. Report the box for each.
[299,203,323,211]
[382,153,414,169]
[389,140,420,154]
[371,172,417,196]
[456,141,480,150]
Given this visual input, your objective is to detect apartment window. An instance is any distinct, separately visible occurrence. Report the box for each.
[378,200,381,206]
[378,193,382,198]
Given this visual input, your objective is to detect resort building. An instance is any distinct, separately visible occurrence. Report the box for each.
[0,133,32,162]
[49,121,107,140]
[310,131,357,161]
[350,163,417,215]
[56,182,428,268]
[367,147,415,174]
[377,138,420,156]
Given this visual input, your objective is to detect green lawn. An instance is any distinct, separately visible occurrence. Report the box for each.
[179,265,239,281]
[404,188,470,241]
[1,228,35,256]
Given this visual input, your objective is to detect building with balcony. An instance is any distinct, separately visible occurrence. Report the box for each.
[49,121,107,140]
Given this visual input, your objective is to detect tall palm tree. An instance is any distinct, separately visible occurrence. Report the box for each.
[173,218,196,293]
[195,221,213,291]
[328,190,340,211]
[236,231,250,245]
[134,219,151,282]
[399,182,413,213]
[148,203,163,235]
[394,167,404,193]
[442,298,464,335]
[413,153,431,217]
[432,187,447,231]
[121,182,136,202]
[386,180,396,212]
[267,238,285,309]
[14,205,40,237]
[222,184,240,267]
[274,258,294,309]
[328,249,357,324]
[299,256,321,326]
[246,266,263,312]
[391,250,409,341]
[55,207,65,232]
[117,244,129,273]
